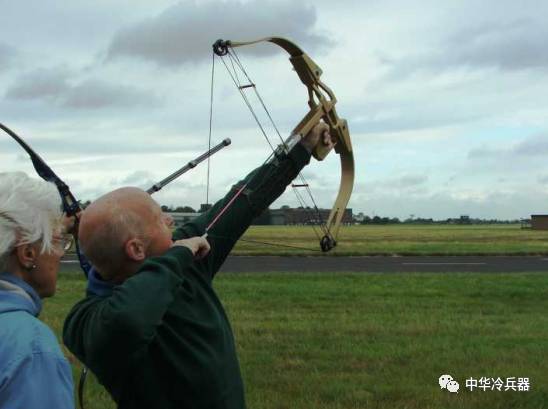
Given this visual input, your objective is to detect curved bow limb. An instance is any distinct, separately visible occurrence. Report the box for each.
[0,122,81,217]
[0,122,91,275]
[213,37,354,251]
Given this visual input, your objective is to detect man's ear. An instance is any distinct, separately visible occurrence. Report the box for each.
[16,244,37,270]
[125,238,146,262]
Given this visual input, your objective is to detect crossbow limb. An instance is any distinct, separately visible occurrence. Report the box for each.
[213,37,354,251]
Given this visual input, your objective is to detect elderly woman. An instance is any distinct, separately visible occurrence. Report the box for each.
[0,172,74,409]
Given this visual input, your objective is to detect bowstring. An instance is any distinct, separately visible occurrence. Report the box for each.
[206,232,322,253]
[209,51,298,250]
[221,51,322,241]
[217,55,277,153]
[225,47,330,240]
[206,51,215,205]
[209,48,327,251]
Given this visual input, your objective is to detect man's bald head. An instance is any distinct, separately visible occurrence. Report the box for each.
[80,187,164,282]
[81,187,157,231]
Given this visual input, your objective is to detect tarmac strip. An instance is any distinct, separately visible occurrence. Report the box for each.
[60,256,548,273]
[218,256,547,273]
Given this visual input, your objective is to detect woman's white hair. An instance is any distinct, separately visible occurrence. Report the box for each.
[0,172,62,270]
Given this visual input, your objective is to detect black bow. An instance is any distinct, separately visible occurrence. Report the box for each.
[0,122,91,277]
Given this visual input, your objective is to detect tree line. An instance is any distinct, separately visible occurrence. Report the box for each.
[359,216,524,225]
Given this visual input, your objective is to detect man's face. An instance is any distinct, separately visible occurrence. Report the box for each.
[145,203,174,257]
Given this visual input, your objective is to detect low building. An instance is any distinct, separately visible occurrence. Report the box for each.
[169,207,353,227]
[531,215,548,230]
[520,218,532,229]
[268,207,353,225]
[165,204,212,228]
[166,212,201,228]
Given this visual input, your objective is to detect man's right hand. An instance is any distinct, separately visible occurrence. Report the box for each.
[300,122,336,156]
[172,236,211,260]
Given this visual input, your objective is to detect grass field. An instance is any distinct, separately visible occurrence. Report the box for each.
[43,271,548,409]
[229,224,548,255]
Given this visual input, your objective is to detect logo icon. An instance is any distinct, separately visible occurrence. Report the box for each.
[439,374,459,393]
[447,380,460,393]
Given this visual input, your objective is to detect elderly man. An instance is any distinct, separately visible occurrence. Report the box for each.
[0,172,74,409]
[63,123,333,409]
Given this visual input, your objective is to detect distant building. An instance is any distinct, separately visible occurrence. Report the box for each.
[445,215,472,225]
[164,204,213,228]
[168,207,354,228]
[531,215,548,230]
[166,211,201,228]
[199,203,212,212]
[267,207,353,225]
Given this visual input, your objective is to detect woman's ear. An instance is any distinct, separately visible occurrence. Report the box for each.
[124,238,146,262]
[16,243,37,270]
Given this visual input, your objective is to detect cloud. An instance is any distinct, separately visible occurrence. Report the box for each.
[120,170,155,186]
[351,102,482,134]
[538,175,548,185]
[468,134,548,159]
[4,67,156,109]
[106,0,331,67]
[359,174,429,195]
[0,43,16,72]
[5,138,207,158]
[443,19,548,71]
[5,67,71,100]
[61,80,156,110]
[514,134,548,156]
[101,170,159,192]
[380,16,548,80]
[467,146,504,159]
[385,174,428,189]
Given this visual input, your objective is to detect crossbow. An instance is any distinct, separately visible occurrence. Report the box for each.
[0,122,91,276]
[212,37,354,251]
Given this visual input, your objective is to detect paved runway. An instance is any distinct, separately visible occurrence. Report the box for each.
[60,256,548,273]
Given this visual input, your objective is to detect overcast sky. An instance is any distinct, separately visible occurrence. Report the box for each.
[1,0,547,219]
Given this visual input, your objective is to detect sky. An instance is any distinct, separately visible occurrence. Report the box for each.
[1,0,547,220]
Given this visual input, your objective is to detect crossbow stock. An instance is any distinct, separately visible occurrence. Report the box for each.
[213,37,354,251]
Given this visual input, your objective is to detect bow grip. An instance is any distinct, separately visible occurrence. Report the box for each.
[314,118,351,160]
[291,104,336,161]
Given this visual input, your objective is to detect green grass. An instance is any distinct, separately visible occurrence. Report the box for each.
[43,271,548,409]
[230,224,548,255]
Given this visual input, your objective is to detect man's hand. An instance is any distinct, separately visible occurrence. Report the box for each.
[172,236,211,260]
[300,122,336,154]
[61,212,81,235]
[162,213,175,229]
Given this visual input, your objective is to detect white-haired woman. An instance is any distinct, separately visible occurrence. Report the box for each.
[0,172,74,409]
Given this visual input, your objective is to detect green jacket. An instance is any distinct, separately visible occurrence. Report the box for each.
[63,145,311,409]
